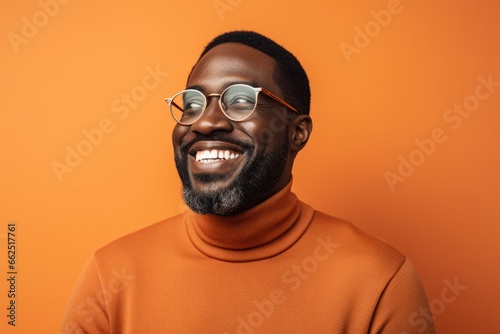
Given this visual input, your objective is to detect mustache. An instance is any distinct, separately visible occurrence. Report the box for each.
[179,133,253,154]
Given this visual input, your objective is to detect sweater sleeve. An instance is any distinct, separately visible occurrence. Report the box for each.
[60,255,111,334]
[369,258,436,334]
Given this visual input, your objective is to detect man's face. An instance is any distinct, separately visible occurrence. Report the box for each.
[172,43,294,215]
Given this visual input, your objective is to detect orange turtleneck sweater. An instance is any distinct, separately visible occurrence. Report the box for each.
[60,183,434,333]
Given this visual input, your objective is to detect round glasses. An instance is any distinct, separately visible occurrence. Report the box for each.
[165,84,298,125]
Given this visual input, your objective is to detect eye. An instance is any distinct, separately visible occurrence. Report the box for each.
[182,94,205,113]
[184,100,204,110]
[234,97,250,104]
[223,89,256,111]
[228,96,255,111]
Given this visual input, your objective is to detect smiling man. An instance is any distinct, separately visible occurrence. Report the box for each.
[61,31,435,333]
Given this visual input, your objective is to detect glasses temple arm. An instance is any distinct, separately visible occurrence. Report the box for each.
[260,88,299,114]
[166,98,184,112]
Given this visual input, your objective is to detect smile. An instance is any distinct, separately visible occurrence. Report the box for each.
[195,150,241,163]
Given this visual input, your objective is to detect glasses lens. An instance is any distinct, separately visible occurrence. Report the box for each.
[170,90,206,124]
[221,85,257,120]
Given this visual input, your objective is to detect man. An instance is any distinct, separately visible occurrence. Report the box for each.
[61,31,435,333]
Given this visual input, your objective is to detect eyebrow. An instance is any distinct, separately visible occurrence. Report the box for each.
[185,80,261,92]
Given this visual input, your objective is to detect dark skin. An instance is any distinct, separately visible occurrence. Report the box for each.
[172,43,312,213]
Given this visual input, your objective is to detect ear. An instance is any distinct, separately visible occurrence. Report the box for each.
[290,115,312,153]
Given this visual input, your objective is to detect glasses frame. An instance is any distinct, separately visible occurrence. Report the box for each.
[165,84,299,125]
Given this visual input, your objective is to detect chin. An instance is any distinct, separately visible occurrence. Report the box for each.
[182,180,245,216]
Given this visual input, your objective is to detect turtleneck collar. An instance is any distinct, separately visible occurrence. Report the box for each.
[184,181,314,262]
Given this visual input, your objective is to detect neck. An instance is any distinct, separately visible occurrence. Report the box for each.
[184,181,314,261]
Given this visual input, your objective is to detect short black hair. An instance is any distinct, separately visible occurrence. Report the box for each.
[190,30,311,115]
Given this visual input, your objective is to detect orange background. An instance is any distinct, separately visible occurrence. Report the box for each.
[1,0,499,333]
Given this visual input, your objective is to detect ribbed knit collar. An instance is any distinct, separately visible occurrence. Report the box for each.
[184,181,314,262]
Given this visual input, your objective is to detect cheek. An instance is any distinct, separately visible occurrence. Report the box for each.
[172,125,189,149]
[244,119,289,148]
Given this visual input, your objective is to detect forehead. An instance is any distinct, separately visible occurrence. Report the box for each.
[188,43,279,93]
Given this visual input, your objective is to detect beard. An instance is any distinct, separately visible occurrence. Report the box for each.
[174,135,289,216]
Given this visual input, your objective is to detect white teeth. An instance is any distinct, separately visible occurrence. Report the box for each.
[195,150,240,162]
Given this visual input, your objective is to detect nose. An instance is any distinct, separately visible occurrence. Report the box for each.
[190,96,233,135]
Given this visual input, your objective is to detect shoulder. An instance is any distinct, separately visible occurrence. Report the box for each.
[92,213,187,268]
[306,208,407,283]
[309,209,404,257]
[293,205,430,325]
